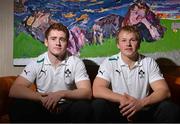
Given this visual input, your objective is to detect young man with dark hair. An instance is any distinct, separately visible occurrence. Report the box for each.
[9,23,92,122]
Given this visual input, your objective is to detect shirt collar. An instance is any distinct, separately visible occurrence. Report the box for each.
[118,52,143,67]
[44,52,51,65]
[44,52,69,66]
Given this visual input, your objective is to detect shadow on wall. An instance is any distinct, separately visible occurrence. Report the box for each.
[156,57,180,105]
[156,57,177,74]
[83,59,99,85]
[156,57,177,66]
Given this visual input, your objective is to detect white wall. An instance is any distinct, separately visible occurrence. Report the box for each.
[0,0,23,76]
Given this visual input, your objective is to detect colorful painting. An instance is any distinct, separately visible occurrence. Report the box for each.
[14,0,180,65]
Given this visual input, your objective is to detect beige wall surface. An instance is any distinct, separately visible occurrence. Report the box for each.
[0,0,23,76]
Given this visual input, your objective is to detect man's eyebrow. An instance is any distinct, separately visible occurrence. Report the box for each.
[49,36,57,38]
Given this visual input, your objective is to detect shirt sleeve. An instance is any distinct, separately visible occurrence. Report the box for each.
[74,58,90,83]
[148,58,164,84]
[96,58,111,83]
[20,61,37,84]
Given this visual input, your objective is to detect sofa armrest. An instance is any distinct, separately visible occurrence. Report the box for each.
[164,74,180,105]
[0,76,37,122]
[0,76,17,116]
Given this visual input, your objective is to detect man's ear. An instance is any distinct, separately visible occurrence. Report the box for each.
[44,39,48,47]
[116,42,120,49]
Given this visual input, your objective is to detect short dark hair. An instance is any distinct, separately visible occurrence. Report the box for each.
[45,23,69,40]
[116,25,141,43]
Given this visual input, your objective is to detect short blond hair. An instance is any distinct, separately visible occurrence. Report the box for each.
[116,25,141,43]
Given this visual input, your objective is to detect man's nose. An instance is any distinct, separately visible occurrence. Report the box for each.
[56,40,61,46]
[126,40,131,46]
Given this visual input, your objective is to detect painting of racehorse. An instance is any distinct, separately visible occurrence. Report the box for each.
[14,0,180,65]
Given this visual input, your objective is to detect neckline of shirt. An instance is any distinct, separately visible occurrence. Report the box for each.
[118,52,143,68]
[44,52,69,66]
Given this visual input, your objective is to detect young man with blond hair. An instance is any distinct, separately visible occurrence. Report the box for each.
[92,25,180,122]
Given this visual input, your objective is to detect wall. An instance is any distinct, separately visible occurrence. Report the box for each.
[0,0,23,76]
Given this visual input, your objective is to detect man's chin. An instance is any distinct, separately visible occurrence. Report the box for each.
[51,52,61,56]
[54,52,66,57]
[124,52,136,58]
[124,52,133,56]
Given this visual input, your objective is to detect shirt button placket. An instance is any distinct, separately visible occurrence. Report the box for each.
[128,70,133,92]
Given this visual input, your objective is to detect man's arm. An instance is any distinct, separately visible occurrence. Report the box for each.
[140,79,171,107]
[93,77,127,104]
[9,76,42,101]
[60,57,92,99]
[60,79,92,100]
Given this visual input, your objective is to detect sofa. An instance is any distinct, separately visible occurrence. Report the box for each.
[1,65,180,122]
[0,76,37,122]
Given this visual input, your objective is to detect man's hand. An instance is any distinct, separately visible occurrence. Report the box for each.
[119,93,144,121]
[40,91,64,112]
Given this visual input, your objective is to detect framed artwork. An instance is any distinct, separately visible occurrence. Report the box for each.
[14,0,180,66]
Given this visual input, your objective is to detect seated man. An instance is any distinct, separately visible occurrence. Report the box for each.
[9,23,92,122]
[92,25,180,122]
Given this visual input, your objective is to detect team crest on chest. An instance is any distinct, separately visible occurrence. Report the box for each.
[139,70,145,78]
[65,69,71,77]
